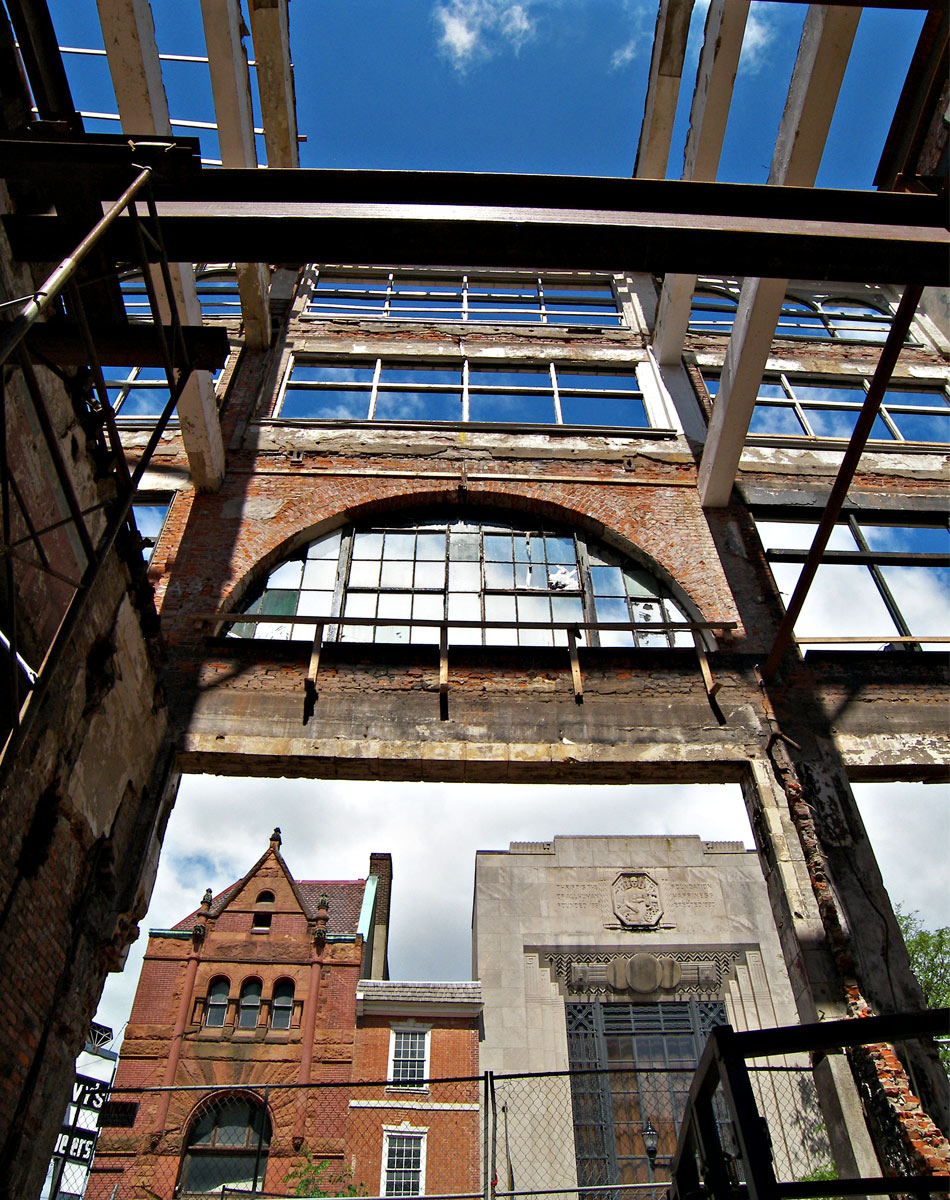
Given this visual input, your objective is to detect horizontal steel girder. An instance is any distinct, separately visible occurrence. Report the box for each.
[5,205,946,285]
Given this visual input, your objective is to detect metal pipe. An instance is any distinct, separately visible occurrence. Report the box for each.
[0,166,153,369]
[761,284,924,681]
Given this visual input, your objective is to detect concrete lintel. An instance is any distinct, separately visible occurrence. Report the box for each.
[248,0,299,169]
[653,0,750,364]
[201,0,271,347]
[698,5,861,506]
[634,0,695,180]
[95,0,226,490]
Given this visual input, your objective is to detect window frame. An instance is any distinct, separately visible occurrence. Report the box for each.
[178,1093,271,1196]
[387,1025,431,1090]
[237,978,263,1030]
[380,1125,428,1198]
[228,516,696,651]
[301,267,627,328]
[271,354,672,432]
[707,371,950,446]
[204,976,230,1028]
[270,979,296,1031]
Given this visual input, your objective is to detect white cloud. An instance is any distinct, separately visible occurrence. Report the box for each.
[740,8,776,73]
[611,39,638,70]
[435,0,536,70]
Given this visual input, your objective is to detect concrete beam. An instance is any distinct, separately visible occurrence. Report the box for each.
[95,0,226,491]
[634,0,695,179]
[200,0,271,347]
[248,0,299,169]
[653,0,750,365]
[698,4,861,507]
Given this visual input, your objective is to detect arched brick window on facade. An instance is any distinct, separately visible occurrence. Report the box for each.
[270,979,295,1030]
[177,1093,271,1195]
[204,977,229,1028]
[689,281,897,343]
[227,516,694,649]
[237,979,262,1030]
[252,890,275,931]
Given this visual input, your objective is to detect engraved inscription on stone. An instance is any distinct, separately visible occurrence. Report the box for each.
[666,882,716,909]
[555,883,608,913]
[611,872,662,928]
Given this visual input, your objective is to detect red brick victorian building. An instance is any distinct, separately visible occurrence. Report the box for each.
[88,832,482,1198]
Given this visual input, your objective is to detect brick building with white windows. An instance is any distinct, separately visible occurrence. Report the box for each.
[87,834,481,1199]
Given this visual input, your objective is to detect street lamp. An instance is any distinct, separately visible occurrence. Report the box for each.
[643,1120,659,1182]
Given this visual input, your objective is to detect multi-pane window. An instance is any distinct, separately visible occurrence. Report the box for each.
[275,358,653,428]
[690,283,896,343]
[178,1096,271,1195]
[390,1029,428,1086]
[106,366,173,421]
[382,1131,425,1197]
[237,980,262,1029]
[304,270,624,326]
[270,980,295,1031]
[706,375,950,443]
[131,500,171,563]
[755,514,949,648]
[204,978,229,1028]
[566,1001,727,1186]
[228,517,693,649]
[119,264,241,319]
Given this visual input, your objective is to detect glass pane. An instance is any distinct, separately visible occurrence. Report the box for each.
[749,405,806,436]
[625,569,661,599]
[468,392,556,423]
[517,594,550,623]
[545,537,575,564]
[302,559,337,589]
[344,593,377,618]
[595,595,629,624]
[280,389,370,420]
[374,391,462,421]
[352,532,384,558]
[485,595,516,622]
[117,388,170,417]
[308,531,341,559]
[290,364,375,383]
[413,560,445,588]
[485,561,514,588]
[469,369,552,388]
[449,533,479,561]
[380,560,414,588]
[349,559,382,587]
[551,595,584,623]
[296,591,333,617]
[449,561,481,590]
[447,592,480,621]
[416,532,446,560]
[559,395,649,427]
[379,365,461,386]
[890,412,950,442]
[591,566,626,596]
[556,372,640,391]
[266,560,303,588]
[384,533,416,558]
[484,535,513,561]
[804,409,893,439]
[260,590,297,616]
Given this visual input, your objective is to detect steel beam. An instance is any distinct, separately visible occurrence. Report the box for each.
[24,325,230,369]
[634,0,695,180]
[248,0,299,169]
[698,4,862,507]
[96,0,225,491]
[6,208,944,285]
[200,0,271,347]
[653,0,750,365]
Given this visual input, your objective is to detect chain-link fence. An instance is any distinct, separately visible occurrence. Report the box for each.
[77,1064,830,1200]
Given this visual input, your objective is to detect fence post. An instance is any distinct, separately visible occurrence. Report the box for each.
[252,1085,268,1194]
[483,1071,493,1200]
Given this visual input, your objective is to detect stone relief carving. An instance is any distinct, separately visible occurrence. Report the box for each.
[611,871,662,928]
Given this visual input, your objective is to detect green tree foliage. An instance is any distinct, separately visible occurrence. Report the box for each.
[895,906,949,1068]
[285,1150,366,1198]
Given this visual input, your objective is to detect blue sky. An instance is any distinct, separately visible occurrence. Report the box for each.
[48,0,924,184]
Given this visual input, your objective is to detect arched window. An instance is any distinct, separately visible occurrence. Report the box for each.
[238,979,262,1030]
[205,977,229,1028]
[178,1093,271,1195]
[255,890,275,904]
[229,516,693,650]
[271,979,295,1030]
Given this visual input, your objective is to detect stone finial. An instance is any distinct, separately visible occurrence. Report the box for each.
[200,888,213,911]
[314,893,329,947]
[270,827,282,850]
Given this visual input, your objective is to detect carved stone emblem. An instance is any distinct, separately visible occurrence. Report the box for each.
[611,872,662,928]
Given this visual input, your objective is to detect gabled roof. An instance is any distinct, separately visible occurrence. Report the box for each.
[171,839,368,936]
